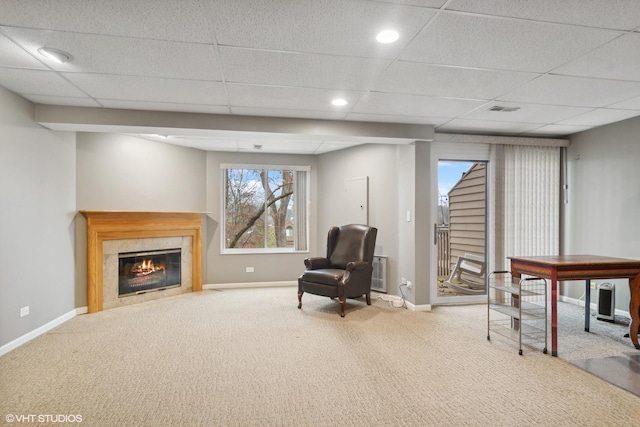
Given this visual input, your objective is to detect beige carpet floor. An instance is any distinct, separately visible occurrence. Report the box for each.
[1,287,640,426]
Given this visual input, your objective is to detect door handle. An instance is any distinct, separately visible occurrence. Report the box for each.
[434,223,437,245]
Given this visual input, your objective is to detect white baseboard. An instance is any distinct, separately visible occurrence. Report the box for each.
[203,281,297,290]
[374,293,432,312]
[0,307,85,357]
[408,302,432,312]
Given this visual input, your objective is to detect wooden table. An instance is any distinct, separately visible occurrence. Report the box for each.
[508,255,640,356]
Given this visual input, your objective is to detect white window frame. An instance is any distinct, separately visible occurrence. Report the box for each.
[220,163,310,255]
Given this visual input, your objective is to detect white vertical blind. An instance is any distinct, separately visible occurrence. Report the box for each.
[294,170,308,251]
[491,144,560,271]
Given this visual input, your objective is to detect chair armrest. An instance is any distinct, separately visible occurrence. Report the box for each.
[343,261,372,288]
[346,261,369,271]
[304,257,330,270]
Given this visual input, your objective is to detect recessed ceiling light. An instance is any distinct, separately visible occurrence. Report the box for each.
[376,30,399,44]
[37,47,72,64]
[331,98,348,107]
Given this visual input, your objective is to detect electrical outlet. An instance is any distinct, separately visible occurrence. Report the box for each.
[20,306,29,317]
[401,277,407,285]
[590,281,597,289]
[246,267,254,273]
[406,281,413,289]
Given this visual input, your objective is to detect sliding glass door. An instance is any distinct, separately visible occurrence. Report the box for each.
[431,142,490,305]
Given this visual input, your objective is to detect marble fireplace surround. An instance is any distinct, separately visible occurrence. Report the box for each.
[80,211,204,313]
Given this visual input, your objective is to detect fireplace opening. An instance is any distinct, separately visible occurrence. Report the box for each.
[118,248,181,296]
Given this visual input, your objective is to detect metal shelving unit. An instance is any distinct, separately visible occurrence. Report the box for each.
[487,271,548,355]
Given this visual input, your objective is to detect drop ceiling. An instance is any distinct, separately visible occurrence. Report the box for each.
[1,0,640,154]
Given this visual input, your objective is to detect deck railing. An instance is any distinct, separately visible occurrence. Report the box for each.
[436,225,450,277]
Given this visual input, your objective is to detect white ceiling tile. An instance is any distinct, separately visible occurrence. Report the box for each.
[375,0,447,7]
[552,33,640,82]
[353,92,486,117]
[0,31,47,69]
[401,13,620,72]
[0,68,86,97]
[437,118,541,134]
[220,47,391,90]
[237,139,320,154]
[98,100,231,115]
[374,62,538,99]
[447,0,640,31]
[157,137,240,152]
[314,142,362,154]
[346,112,449,126]
[23,94,101,107]
[3,28,224,81]
[462,102,591,124]
[211,0,437,58]
[522,124,593,137]
[1,1,640,144]
[230,106,347,121]
[608,95,640,110]
[227,83,364,112]
[0,0,214,43]
[498,75,640,108]
[556,108,640,127]
[64,74,228,105]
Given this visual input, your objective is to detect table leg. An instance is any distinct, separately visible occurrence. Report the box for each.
[585,279,590,332]
[630,274,640,350]
[551,273,558,357]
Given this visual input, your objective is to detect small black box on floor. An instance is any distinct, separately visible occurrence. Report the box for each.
[596,282,615,322]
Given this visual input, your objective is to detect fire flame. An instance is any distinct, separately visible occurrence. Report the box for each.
[131,258,166,276]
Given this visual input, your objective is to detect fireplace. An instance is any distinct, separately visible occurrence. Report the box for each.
[118,248,181,296]
[79,210,204,313]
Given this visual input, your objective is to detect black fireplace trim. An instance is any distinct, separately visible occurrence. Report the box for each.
[118,248,182,297]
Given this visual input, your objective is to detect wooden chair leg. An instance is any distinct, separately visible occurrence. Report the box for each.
[339,298,346,317]
[298,291,304,309]
[366,293,371,305]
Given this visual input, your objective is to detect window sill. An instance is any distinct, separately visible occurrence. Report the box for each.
[221,249,310,255]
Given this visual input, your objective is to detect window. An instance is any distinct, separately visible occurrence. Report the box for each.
[222,164,309,253]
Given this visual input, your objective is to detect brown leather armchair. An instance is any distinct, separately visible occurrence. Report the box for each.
[298,224,378,317]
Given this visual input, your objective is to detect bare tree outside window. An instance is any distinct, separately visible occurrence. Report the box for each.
[224,168,297,250]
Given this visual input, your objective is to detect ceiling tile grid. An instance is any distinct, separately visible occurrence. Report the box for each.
[447,0,640,31]
[0,0,639,153]
[0,0,215,43]
[63,73,229,105]
[220,47,392,91]
[209,0,438,58]
[2,27,225,81]
[398,12,622,73]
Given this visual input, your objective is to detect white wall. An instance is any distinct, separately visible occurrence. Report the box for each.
[396,144,417,303]
[0,87,76,347]
[414,141,432,306]
[75,134,318,288]
[565,116,640,310]
[316,143,402,296]
[74,132,207,305]
[76,132,206,211]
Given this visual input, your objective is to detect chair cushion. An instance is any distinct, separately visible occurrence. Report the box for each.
[329,226,367,269]
[300,268,345,286]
